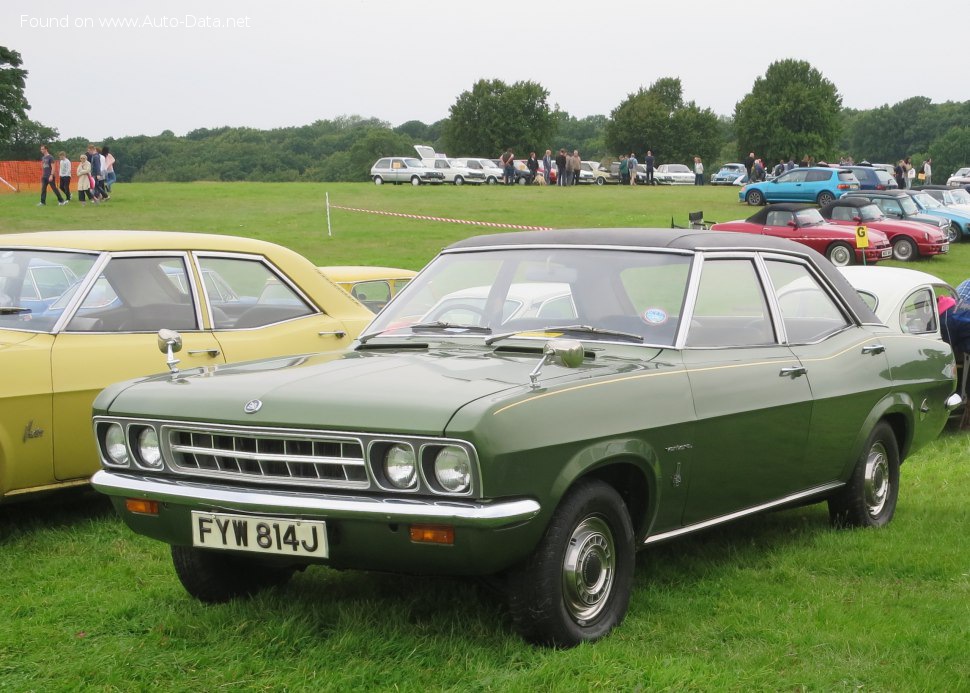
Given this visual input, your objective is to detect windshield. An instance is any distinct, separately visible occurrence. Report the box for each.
[667,165,691,173]
[403,158,423,168]
[949,189,970,204]
[899,197,920,215]
[859,205,884,221]
[795,209,826,226]
[912,193,941,209]
[363,247,693,347]
[0,249,100,332]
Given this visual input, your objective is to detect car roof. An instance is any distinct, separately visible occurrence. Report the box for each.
[821,197,874,210]
[744,203,816,223]
[839,266,953,322]
[443,227,877,322]
[845,190,909,198]
[317,266,416,282]
[0,230,298,255]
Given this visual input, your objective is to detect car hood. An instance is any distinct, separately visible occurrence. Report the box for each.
[97,343,660,435]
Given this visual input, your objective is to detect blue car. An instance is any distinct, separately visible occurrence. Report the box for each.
[739,167,860,206]
[904,190,970,243]
[710,163,746,185]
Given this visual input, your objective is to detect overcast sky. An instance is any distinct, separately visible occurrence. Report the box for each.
[5,0,969,141]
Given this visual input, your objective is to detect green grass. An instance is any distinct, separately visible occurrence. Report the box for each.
[2,182,970,690]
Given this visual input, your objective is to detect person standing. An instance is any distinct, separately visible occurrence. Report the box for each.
[102,146,116,196]
[555,148,567,186]
[87,144,106,200]
[923,158,932,185]
[618,155,629,186]
[76,154,97,205]
[500,148,515,185]
[38,145,65,206]
[542,149,552,185]
[894,160,906,189]
[693,156,704,185]
[744,151,756,179]
[644,150,655,185]
[569,150,581,186]
[785,157,796,171]
[628,152,639,186]
[57,151,72,202]
[905,157,915,189]
[526,151,539,184]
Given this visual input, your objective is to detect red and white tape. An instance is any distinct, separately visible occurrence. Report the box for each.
[329,204,553,231]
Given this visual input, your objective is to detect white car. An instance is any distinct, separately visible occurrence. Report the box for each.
[369,157,445,186]
[420,283,576,326]
[654,163,695,185]
[947,167,970,188]
[578,161,601,184]
[451,158,503,185]
[413,146,486,185]
[839,266,954,338]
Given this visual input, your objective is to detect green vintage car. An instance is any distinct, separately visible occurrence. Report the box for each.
[92,228,960,647]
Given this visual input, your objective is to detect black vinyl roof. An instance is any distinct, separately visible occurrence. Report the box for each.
[744,203,815,224]
[820,197,872,211]
[444,227,878,323]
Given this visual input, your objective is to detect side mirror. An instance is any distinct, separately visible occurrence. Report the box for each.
[529,339,585,389]
[853,216,862,223]
[157,328,183,374]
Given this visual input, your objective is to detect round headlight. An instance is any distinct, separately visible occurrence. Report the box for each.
[384,443,416,489]
[137,427,162,469]
[104,423,129,466]
[434,446,471,493]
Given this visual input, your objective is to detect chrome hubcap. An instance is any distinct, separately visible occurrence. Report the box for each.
[562,516,615,623]
[864,442,890,518]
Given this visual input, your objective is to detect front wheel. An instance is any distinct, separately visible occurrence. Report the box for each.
[892,237,917,261]
[171,545,296,603]
[454,175,464,186]
[517,176,528,185]
[507,479,635,647]
[373,176,384,186]
[595,177,605,186]
[816,190,836,206]
[826,241,854,267]
[828,422,900,528]
[486,176,498,185]
[745,189,764,206]
[410,176,421,187]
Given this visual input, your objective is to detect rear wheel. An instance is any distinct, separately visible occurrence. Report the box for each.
[410,176,421,187]
[947,222,961,244]
[486,176,498,185]
[373,176,384,186]
[892,237,917,261]
[454,175,464,186]
[817,190,836,206]
[517,176,528,185]
[828,422,900,528]
[507,479,635,647]
[826,242,854,267]
[171,546,296,603]
[745,189,764,206]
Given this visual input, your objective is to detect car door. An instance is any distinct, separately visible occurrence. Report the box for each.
[193,253,356,363]
[680,256,813,525]
[50,253,225,481]
[764,258,891,484]
[769,170,807,202]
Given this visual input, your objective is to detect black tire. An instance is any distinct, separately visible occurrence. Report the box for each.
[171,545,295,603]
[454,176,464,186]
[517,176,528,186]
[410,176,421,187]
[595,177,605,186]
[828,422,900,528]
[507,479,635,647]
[745,189,765,206]
[373,176,384,186]
[826,242,854,267]
[486,176,498,185]
[817,190,836,206]
[892,237,917,261]
[946,222,960,244]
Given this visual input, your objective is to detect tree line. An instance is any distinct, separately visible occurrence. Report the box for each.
[2,46,969,183]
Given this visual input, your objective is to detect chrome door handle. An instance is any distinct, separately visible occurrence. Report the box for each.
[187,348,221,357]
[862,344,886,355]
[318,330,347,338]
[779,366,807,377]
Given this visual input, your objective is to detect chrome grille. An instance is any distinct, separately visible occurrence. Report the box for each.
[165,427,369,489]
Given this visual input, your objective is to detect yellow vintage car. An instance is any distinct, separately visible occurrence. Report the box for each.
[0,230,374,503]
[318,265,417,313]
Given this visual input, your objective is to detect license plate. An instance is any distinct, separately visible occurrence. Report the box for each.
[942,243,950,252]
[191,511,328,557]
[880,248,892,258]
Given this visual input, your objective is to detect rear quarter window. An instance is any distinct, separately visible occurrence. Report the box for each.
[838,172,859,183]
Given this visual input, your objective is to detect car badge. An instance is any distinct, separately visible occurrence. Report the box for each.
[244,399,263,414]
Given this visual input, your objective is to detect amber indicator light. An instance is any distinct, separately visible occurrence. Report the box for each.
[409,524,454,545]
[125,498,159,515]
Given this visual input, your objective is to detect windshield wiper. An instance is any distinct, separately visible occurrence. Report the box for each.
[486,324,643,346]
[358,321,490,345]
[0,306,32,315]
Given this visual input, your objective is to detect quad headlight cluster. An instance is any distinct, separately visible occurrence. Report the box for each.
[99,421,164,470]
[375,441,474,495]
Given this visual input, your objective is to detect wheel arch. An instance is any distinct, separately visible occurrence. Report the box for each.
[579,459,654,540]
[844,395,913,478]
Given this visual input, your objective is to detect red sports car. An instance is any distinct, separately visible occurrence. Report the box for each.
[711,203,892,266]
[819,197,949,262]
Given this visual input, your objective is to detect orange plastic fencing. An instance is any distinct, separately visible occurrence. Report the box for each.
[0,161,82,193]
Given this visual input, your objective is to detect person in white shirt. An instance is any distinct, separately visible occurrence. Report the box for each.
[57,151,72,202]
[693,156,704,185]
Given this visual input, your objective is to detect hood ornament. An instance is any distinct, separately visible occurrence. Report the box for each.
[244,399,263,414]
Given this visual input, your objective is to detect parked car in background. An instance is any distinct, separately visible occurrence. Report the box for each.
[512,160,537,185]
[912,185,970,214]
[593,162,620,185]
[903,190,970,243]
[578,161,600,184]
[412,145,486,186]
[452,158,502,185]
[739,167,860,206]
[819,197,949,261]
[0,230,374,504]
[842,190,953,242]
[711,203,892,266]
[839,266,955,338]
[654,163,695,185]
[370,157,445,186]
[711,163,747,185]
[840,165,898,191]
[318,266,416,313]
[946,167,970,189]
[92,227,957,647]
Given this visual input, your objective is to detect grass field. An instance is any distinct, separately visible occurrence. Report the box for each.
[1,183,969,691]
